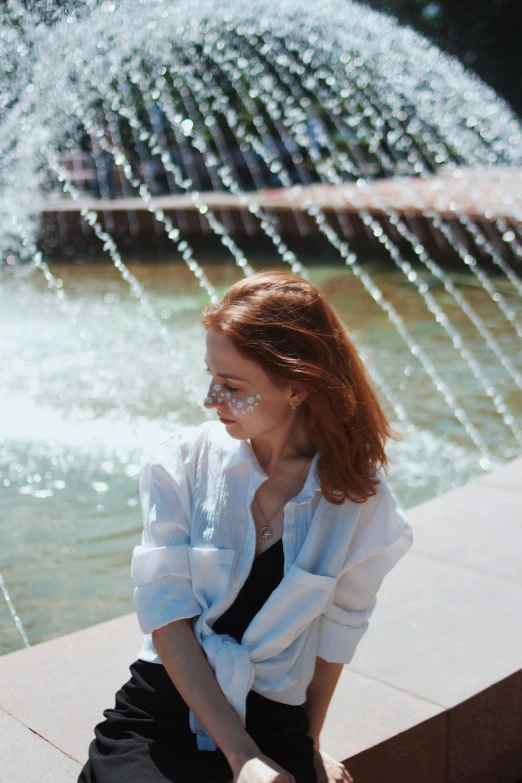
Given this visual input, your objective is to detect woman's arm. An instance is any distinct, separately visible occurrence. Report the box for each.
[153,619,261,772]
[303,657,344,751]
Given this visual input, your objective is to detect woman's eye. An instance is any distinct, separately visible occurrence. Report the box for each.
[204,370,238,394]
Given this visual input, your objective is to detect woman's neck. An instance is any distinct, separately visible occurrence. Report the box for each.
[249,413,317,473]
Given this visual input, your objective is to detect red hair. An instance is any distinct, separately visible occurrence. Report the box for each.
[200,271,399,504]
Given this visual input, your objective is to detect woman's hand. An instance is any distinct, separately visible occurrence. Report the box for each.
[312,749,354,783]
[233,751,296,783]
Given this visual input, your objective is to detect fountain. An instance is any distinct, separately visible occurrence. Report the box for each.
[0,0,521,659]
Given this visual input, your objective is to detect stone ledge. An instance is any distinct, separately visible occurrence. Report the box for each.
[0,709,82,782]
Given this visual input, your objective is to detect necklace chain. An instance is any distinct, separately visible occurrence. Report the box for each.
[253,456,313,540]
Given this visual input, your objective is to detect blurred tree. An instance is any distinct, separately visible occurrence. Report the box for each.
[360,0,522,117]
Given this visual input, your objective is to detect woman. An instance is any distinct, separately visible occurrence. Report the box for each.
[78,271,413,783]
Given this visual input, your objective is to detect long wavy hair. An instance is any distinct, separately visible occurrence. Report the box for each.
[200,270,399,504]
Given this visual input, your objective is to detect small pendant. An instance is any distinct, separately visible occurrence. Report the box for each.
[260,526,273,541]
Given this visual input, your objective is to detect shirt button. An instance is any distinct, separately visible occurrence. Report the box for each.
[288,516,295,525]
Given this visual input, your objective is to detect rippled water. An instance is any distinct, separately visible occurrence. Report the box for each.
[1,259,521,656]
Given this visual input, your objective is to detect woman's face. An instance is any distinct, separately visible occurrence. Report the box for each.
[203,327,296,438]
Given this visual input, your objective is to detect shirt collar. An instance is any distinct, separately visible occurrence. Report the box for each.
[218,425,321,502]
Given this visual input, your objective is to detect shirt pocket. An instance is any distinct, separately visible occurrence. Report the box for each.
[188,546,236,611]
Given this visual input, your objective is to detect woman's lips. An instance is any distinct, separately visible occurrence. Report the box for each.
[218,416,236,424]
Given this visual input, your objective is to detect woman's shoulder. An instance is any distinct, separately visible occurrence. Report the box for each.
[325,467,411,544]
[140,419,233,469]
[344,468,412,552]
[368,468,410,525]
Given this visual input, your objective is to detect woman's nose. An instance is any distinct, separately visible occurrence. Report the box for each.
[203,382,224,408]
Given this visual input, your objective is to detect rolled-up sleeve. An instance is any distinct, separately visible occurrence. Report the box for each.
[131,434,202,634]
[316,478,413,664]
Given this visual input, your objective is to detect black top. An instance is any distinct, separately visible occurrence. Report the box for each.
[212,538,285,642]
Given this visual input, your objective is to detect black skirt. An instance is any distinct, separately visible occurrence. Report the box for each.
[78,539,317,783]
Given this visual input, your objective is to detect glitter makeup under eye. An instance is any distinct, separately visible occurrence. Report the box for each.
[203,381,262,415]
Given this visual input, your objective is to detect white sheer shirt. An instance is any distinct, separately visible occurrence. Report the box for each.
[131,420,413,751]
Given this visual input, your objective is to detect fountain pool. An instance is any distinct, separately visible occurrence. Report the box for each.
[1,0,521,656]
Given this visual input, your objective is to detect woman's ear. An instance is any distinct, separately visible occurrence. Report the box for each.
[289,385,308,407]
